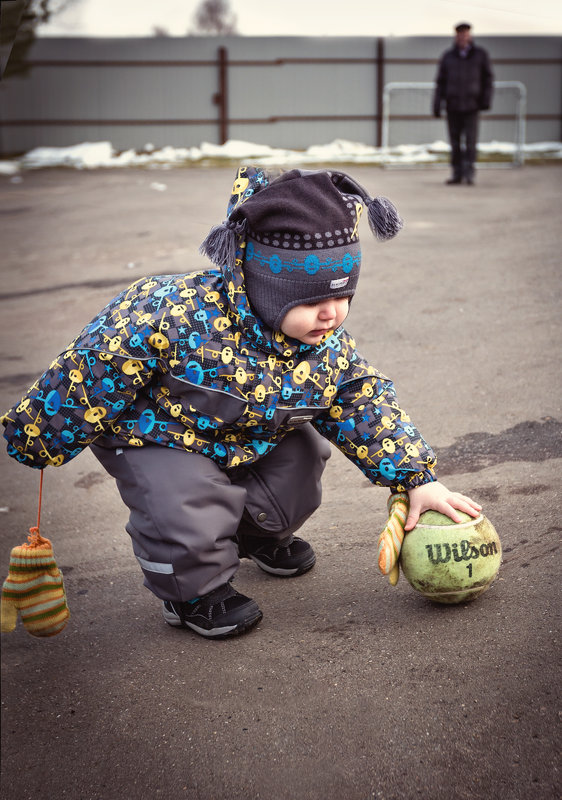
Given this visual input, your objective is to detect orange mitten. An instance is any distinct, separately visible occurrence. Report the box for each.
[377,493,409,586]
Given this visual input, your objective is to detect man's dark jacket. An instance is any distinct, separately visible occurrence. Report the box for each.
[433,43,493,115]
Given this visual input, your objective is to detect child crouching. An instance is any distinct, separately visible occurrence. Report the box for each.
[2,167,480,638]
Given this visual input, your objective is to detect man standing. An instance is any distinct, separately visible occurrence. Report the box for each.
[433,23,494,185]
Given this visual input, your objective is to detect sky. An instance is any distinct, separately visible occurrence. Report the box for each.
[41,0,562,38]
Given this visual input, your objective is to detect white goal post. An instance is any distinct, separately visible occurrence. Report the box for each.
[381,81,527,166]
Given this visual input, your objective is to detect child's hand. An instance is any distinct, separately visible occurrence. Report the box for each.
[404,481,482,532]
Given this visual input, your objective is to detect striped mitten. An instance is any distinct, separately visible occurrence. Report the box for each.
[377,493,409,586]
[1,527,70,637]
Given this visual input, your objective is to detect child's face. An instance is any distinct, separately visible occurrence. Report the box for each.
[280,297,350,345]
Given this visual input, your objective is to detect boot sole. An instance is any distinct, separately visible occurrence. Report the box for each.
[163,604,263,639]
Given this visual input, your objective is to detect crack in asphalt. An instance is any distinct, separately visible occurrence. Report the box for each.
[0,278,132,302]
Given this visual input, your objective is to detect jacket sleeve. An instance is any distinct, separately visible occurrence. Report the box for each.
[1,348,158,469]
[478,49,494,110]
[313,374,437,491]
[432,54,446,116]
[1,275,188,469]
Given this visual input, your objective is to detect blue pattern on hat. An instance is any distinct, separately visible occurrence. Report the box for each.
[246,241,361,276]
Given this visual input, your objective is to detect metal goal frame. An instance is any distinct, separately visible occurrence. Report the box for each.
[381,81,527,167]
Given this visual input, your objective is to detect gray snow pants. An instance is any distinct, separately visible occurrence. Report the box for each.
[91,425,330,601]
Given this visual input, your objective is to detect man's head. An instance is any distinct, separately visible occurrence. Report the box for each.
[455,22,472,49]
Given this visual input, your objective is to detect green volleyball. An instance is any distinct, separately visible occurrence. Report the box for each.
[400,511,502,604]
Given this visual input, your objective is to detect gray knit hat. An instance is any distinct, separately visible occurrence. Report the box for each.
[200,168,403,331]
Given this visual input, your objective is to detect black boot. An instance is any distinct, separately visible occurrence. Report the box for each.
[163,583,262,638]
[238,532,316,577]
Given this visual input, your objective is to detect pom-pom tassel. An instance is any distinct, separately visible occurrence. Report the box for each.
[199,219,246,268]
[367,196,404,241]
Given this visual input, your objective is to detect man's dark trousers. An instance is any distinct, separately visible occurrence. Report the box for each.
[447,110,479,181]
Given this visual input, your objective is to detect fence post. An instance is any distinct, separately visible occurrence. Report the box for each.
[216,46,228,144]
[376,37,385,147]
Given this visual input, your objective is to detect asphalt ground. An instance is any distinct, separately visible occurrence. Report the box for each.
[0,164,560,800]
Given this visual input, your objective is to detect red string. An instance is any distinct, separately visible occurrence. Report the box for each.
[26,471,46,547]
[36,469,44,531]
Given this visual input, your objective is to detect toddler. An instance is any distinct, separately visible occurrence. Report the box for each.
[2,167,480,638]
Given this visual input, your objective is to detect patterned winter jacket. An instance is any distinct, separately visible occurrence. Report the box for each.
[2,251,437,492]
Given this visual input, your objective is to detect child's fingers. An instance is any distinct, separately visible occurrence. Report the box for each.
[440,504,465,523]
[436,497,480,524]
[405,484,483,531]
[404,509,420,531]
[408,498,474,528]
[447,493,482,517]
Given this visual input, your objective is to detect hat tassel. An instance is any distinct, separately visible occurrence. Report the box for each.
[367,196,404,241]
[199,219,246,268]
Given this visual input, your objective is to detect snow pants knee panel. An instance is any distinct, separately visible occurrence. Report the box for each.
[230,424,331,536]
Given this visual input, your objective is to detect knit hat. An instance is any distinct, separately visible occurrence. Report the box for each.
[200,167,403,331]
[1,527,70,637]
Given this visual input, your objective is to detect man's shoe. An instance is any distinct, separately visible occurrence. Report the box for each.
[238,534,316,577]
[163,583,262,639]
[446,176,462,184]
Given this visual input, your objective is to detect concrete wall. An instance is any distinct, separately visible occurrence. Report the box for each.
[0,35,560,156]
